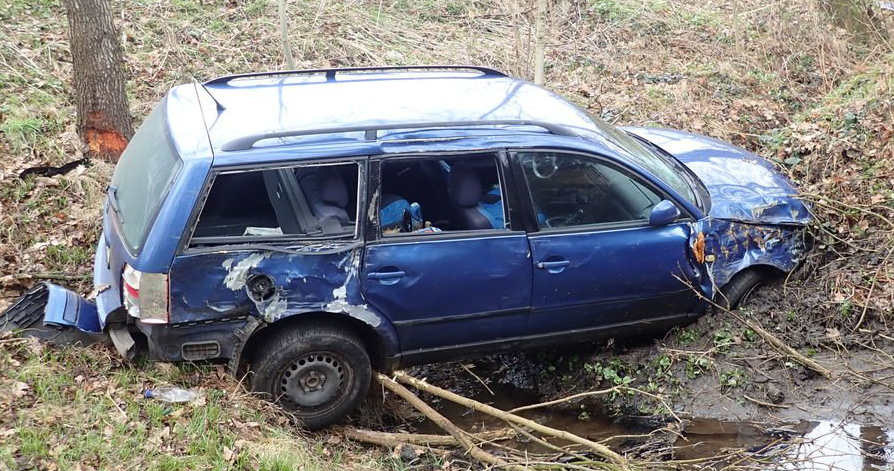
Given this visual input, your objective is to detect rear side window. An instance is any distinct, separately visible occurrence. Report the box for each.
[518,152,662,229]
[379,153,507,236]
[110,102,181,253]
[191,162,359,243]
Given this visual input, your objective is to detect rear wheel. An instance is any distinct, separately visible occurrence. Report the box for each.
[717,269,767,309]
[0,284,100,346]
[249,323,371,430]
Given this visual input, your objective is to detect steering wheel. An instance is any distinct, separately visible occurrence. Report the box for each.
[532,155,558,179]
[545,208,585,228]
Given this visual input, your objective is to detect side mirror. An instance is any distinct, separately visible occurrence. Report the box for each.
[649,200,681,226]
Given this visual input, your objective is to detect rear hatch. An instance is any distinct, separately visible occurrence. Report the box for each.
[96,100,184,327]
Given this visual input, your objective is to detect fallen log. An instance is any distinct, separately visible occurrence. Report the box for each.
[390,370,629,469]
[374,373,523,470]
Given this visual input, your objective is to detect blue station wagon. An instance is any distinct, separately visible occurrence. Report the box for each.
[4,66,810,428]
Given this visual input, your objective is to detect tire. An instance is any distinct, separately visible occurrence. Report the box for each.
[249,323,371,430]
[717,269,766,309]
[1,284,102,346]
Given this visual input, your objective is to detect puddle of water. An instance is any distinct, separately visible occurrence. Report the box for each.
[415,383,893,470]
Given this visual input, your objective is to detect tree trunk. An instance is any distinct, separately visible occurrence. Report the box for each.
[63,0,133,161]
[533,0,546,85]
[279,0,295,69]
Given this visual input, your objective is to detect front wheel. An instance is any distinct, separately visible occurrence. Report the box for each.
[716,269,767,309]
[249,323,371,430]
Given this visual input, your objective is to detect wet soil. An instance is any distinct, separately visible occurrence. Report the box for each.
[385,280,894,468]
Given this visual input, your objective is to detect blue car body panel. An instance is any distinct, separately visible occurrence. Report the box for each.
[527,222,704,331]
[362,232,532,353]
[42,283,100,333]
[36,68,809,367]
[168,245,400,359]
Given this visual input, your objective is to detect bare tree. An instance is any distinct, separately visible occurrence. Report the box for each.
[63,0,133,161]
[279,0,296,69]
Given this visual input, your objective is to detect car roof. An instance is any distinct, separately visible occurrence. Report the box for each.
[167,67,605,161]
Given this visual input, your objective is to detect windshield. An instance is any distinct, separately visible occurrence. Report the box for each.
[109,101,182,253]
[576,116,699,208]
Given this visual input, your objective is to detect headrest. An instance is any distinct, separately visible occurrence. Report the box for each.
[320,175,348,208]
[448,167,483,207]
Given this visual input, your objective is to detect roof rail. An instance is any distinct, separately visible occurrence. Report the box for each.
[205,65,506,86]
[221,120,574,152]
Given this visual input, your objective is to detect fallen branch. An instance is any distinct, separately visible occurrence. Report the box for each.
[390,371,629,469]
[340,426,513,448]
[374,373,522,470]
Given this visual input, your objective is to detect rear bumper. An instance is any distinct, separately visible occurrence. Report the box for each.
[135,320,247,362]
[42,283,101,333]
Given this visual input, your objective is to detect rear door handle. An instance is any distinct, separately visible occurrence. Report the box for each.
[536,260,570,270]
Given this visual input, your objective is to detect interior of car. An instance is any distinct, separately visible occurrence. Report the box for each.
[191,163,359,240]
[519,153,662,228]
[379,154,506,235]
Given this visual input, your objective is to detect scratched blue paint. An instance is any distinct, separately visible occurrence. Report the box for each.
[39,68,809,364]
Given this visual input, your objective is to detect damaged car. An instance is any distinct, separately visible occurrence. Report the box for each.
[1,65,810,428]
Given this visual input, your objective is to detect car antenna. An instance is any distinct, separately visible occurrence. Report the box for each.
[192,77,226,112]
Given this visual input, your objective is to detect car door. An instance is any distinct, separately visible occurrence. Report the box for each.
[514,150,704,335]
[361,153,532,359]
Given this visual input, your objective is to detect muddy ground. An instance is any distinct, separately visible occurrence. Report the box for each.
[389,268,894,435]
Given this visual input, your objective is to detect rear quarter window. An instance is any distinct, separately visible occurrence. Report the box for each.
[190,162,360,244]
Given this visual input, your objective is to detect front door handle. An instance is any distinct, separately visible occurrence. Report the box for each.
[367,270,405,285]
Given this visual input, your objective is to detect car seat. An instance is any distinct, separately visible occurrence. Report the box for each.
[296,168,351,233]
[447,167,504,230]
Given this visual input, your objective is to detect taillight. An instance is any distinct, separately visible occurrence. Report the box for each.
[122,264,169,324]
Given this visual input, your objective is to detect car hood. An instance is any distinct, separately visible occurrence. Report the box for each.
[621,127,810,225]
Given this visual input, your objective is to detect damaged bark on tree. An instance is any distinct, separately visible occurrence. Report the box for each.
[64,0,133,161]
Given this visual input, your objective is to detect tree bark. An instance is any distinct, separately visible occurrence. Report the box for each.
[279,0,295,69]
[63,0,133,161]
[533,0,546,84]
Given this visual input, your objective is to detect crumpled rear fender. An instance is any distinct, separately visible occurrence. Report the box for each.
[42,283,102,333]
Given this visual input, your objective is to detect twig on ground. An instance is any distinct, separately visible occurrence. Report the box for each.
[742,394,789,409]
[460,362,495,396]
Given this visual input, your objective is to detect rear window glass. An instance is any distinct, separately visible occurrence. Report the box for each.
[110,102,181,253]
[192,162,359,242]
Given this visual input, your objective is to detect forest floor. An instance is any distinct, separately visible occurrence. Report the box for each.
[1,0,893,469]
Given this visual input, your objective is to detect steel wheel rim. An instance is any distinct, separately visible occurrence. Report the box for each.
[278,351,351,409]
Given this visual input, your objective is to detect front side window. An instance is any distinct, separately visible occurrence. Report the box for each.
[379,153,507,236]
[191,162,359,242]
[518,152,662,229]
